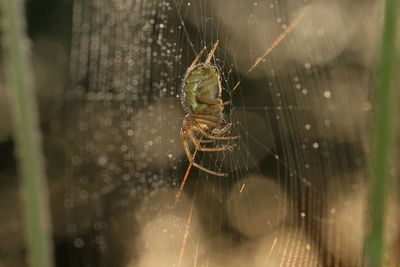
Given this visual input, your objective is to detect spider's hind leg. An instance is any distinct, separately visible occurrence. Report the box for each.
[189,46,206,70]
[205,40,219,64]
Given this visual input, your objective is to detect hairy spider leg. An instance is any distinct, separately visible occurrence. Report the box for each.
[180,130,228,177]
[199,139,213,143]
[189,118,240,140]
[188,114,234,136]
[188,117,219,128]
[211,122,232,135]
[205,40,219,64]
[201,105,224,116]
[196,95,222,105]
[189,114,220,122]
[188,46,207,70]
[185,125,236,152]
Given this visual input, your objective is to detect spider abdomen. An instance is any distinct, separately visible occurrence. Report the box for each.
[181,64,221,113]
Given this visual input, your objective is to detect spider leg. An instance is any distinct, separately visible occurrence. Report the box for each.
[175,149,196,202]
[196,95,222,105]
[188,47,206,70]
[192,161,227,177]
[195,97,229,108]
[192,120,240,140]
[186,126,236,152]
[192,119,219,128]
[207,105,224,115]
[189,114,220,122]
[211,123,232,135]
[198,145,236,152]
[188,46,207,70]
[180,129,195,164]
[199,139,213,143]
[205,40,219,64]
[180,128,227,177]
[188,114,233,136]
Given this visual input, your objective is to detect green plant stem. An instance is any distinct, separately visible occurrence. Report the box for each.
[365,0,399,266]
[0,0,54,266]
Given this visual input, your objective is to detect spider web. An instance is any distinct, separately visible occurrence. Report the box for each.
[64,0,399,266]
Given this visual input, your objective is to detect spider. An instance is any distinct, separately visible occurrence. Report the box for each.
[175,9,308,203]
[179,40,239,177]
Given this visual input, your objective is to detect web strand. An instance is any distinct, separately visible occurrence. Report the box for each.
[233,8,309,91]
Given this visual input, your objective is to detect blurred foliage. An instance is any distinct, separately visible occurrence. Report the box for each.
[365,0,399,265]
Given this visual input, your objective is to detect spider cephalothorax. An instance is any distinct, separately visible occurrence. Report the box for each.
[179,40,238,177]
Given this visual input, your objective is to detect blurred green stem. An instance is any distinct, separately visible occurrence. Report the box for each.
[0,0,54,267]
[365,0,399,266]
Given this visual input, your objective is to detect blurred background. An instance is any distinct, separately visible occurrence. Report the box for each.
[0,0,399,266]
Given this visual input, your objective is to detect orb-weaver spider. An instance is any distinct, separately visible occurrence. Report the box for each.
[176,9,308,200]
[179,40,239,177]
